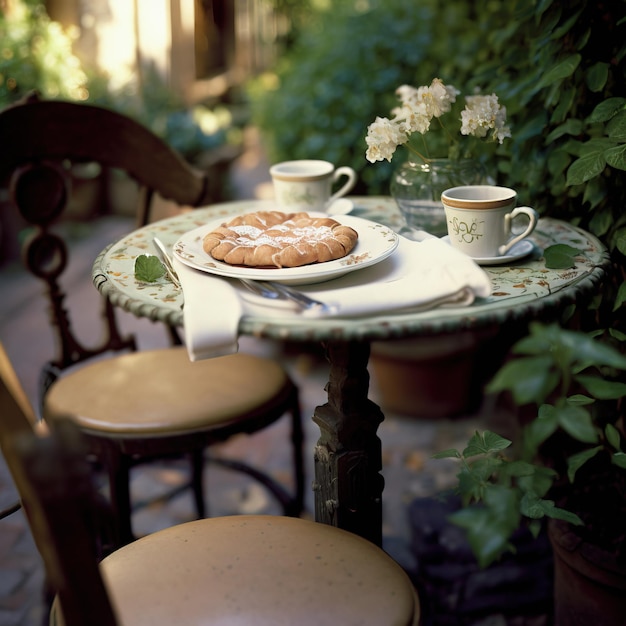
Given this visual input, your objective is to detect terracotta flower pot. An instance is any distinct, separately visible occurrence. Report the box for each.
[370,329,500,418]
[549,519,626,626]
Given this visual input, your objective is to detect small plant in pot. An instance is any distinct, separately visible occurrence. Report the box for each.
[434,322,626,625]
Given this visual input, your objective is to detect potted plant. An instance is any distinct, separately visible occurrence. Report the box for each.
[435,321,626,625]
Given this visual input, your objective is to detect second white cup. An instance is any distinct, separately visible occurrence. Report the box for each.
[270,160,357,213]
[442,185,538,258]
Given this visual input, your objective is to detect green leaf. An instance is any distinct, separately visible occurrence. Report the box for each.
[551,10,583,41]
[585,62,609,92]
[550,86,576,125]
[458,467,486,503]
[487,355,557,405]
[588,203,613,235]
[555,404,598,444]
[545,119,583,143]
[614,281,626,311]
[525,406,559,450]
[605,423,621,451]
[566,394,594,406]
[501,460,536,478]
[134,255,166,283]
[575,376,626,400]
[543,243,581,268]
[583,175,608,211]
[449,506,515,568]
[566,152,607,185]
[606,111,626,139]
[547,149,572,176]
[567,446,603,481]
[609,327,626,342]
[571,336,626,370]
[432,448,461,460]
[536,54,581,89]
[520,493,551,519]
[533,500,584,526]
[451,484,524,567]
[462,430,512,457]
[617,231,626,257]
[586,97,626,123]
[612,452,626,470]
[517,464,557,498]
[484,484,520,521]
[605,144,626,171]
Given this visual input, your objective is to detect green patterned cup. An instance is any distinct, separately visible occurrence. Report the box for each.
[442,185,538,259]
[270,160,356,213]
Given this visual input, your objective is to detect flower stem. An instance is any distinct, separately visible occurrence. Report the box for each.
[404,143,430,164]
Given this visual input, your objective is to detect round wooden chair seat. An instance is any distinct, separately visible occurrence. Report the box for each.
[45,348,293,435]
[51,515,420,626]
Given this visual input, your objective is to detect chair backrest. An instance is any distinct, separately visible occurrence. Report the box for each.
[0,93,213,220]
[0,94,214,403]
[0,341,119,626]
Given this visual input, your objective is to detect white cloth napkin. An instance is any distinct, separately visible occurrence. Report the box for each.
[174,236,492,361]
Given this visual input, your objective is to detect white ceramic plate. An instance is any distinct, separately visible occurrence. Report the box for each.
[441,236,535,265]
[173,213,399,285]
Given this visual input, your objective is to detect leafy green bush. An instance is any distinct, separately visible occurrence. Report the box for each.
[0,0,89,106]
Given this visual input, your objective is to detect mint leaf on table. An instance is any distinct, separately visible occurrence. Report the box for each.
[135,255,166,282]
[543,244,582,269]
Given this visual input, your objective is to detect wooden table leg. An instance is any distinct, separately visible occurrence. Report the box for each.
[312,340,384,545]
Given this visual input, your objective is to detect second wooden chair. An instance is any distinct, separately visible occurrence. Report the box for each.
[0,95,304,546]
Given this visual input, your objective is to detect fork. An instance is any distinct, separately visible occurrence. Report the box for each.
[153,237,181,288]
[240,279,335,314]
[239,278,281,300]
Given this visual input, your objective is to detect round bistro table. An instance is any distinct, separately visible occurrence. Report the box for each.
[93,196,609,545]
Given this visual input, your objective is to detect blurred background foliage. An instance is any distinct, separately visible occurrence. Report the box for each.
[0,0,242,163]
[250,0,626,333]
[0,0,88,103]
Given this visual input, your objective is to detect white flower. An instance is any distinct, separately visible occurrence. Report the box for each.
[460,94,511,144]
[365,116,409,162]
[365,78,511,163]
[422,78,460,118]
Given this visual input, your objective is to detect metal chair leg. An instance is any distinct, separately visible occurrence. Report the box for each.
[190,449,206,519]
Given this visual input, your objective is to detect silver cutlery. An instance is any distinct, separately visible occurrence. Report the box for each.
[239,278,281,300]
[262,281,334,313]
[240,278,335,314]
[153,237,181,288]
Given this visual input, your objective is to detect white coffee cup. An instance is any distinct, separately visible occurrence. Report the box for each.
[270,160,357,212]
[441,185,538,258]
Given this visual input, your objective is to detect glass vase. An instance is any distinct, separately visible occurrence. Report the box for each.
[390,158,487,236]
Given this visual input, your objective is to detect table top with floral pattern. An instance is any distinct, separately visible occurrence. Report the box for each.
[93,196,610,342]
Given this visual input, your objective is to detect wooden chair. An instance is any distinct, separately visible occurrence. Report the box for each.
[0,94,304,546]
[0,341,421,626]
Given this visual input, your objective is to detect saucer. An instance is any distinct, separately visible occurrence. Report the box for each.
[327,198,353,215]
[441,237,535,265]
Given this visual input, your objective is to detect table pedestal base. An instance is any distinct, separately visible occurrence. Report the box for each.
[313,341,384,545]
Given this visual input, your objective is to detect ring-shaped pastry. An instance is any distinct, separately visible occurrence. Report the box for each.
[202,211,359,268]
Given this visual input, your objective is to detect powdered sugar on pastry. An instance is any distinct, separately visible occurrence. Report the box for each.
[202,211,359,268]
